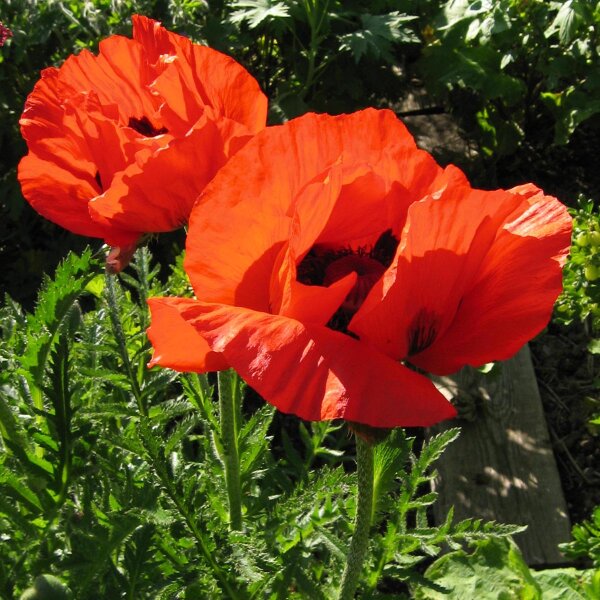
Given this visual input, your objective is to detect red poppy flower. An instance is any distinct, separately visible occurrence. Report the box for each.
[18,15,267,249]
[147,109,572,428]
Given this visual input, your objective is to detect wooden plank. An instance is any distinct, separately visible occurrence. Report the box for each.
[429,345,572,566]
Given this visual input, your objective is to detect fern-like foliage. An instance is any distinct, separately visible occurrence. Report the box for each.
[0,246,534,599]
[361,429,526,596]
[19,249,100,406]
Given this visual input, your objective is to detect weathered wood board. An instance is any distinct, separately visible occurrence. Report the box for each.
[429,345,572,566]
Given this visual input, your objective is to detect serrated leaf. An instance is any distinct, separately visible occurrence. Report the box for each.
[372,429,411,520]
[533,568,598,599]
[414,538,541,599]
[229,0,290,28]
[0,463,44,512]
[19,249,99,407]
[339,12,418,63]
[418,428,460,471]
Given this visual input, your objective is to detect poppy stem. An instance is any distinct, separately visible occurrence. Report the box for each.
[217,369,243,531]
[104,272,147,417]
[338,434,374,600]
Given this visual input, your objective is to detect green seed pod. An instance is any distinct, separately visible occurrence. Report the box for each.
[585,264,600,282]
[590,231,600,247]
[576,232,590,247]
[18,575,71,600]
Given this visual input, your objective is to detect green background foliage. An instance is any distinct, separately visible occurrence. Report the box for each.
[1,1,600,598]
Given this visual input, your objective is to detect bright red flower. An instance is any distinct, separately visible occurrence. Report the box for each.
[18,15,267,249]
[147,109,572,428]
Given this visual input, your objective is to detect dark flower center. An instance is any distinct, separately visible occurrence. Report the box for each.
[407,308,438,356]
[323,255,386,314]
[128,116,168,137]
[297,229,398,333]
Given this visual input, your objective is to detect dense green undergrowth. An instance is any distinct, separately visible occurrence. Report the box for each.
[0,248,538,598]
[0,248,596,598]
[2,0,600,306]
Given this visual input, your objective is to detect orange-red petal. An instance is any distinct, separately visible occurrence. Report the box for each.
[152,39,267,136]
[184,109,446,310]
[89,115,250,235]
[147,297,229,372]
[147,299,456,427]
[57,35,160,125]
[351,184,572,374]
[19,15,266,244]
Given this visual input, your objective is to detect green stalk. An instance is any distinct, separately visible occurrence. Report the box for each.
[338,434,374,600]
[55,334,72,506]
[218,369,242,530]
[105,272,147,417]
[143,428,243,600]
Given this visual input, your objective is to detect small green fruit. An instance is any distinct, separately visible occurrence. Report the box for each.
[585,264,600,281]
[590,231,600,247]
[576,232,590,247]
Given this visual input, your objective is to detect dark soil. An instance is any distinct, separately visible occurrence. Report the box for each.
[531,323,600,525]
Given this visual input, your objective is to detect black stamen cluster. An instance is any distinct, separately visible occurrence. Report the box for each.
[128,116,168,137]
[296,229,399,336]
[296,229,399,287]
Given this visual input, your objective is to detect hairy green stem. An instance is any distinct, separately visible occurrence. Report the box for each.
[218,369,243,530]
[105,272,147,417]
[338,435,374,600]
[55,334,72,507]
[144,432,243,600]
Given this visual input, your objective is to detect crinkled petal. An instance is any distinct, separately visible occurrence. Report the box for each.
[57,35,159,124]
[184,109,446,310]
[152,38,267,136]
[17,151,135,244]
[352,184,572,374]
[19,16,265,245]
[90,115,249,235]
[19,78,147,244]
[147,297,229,372]
[147,299,456,427]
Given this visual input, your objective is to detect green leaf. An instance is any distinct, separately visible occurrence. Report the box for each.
[0,462,44,512]
[545,1,581,45]
[559,506,600,565]
[372,429,410,521]
[19,249,100,408]
[419,45,525,105]
[229,0,290,28]
[419,428,460,471]
[438,0,490,35]
[541,86,600,145]
[413,538,541,599]
[84,273,105,298]
[533,568,599,600]
[338,12,418,63]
